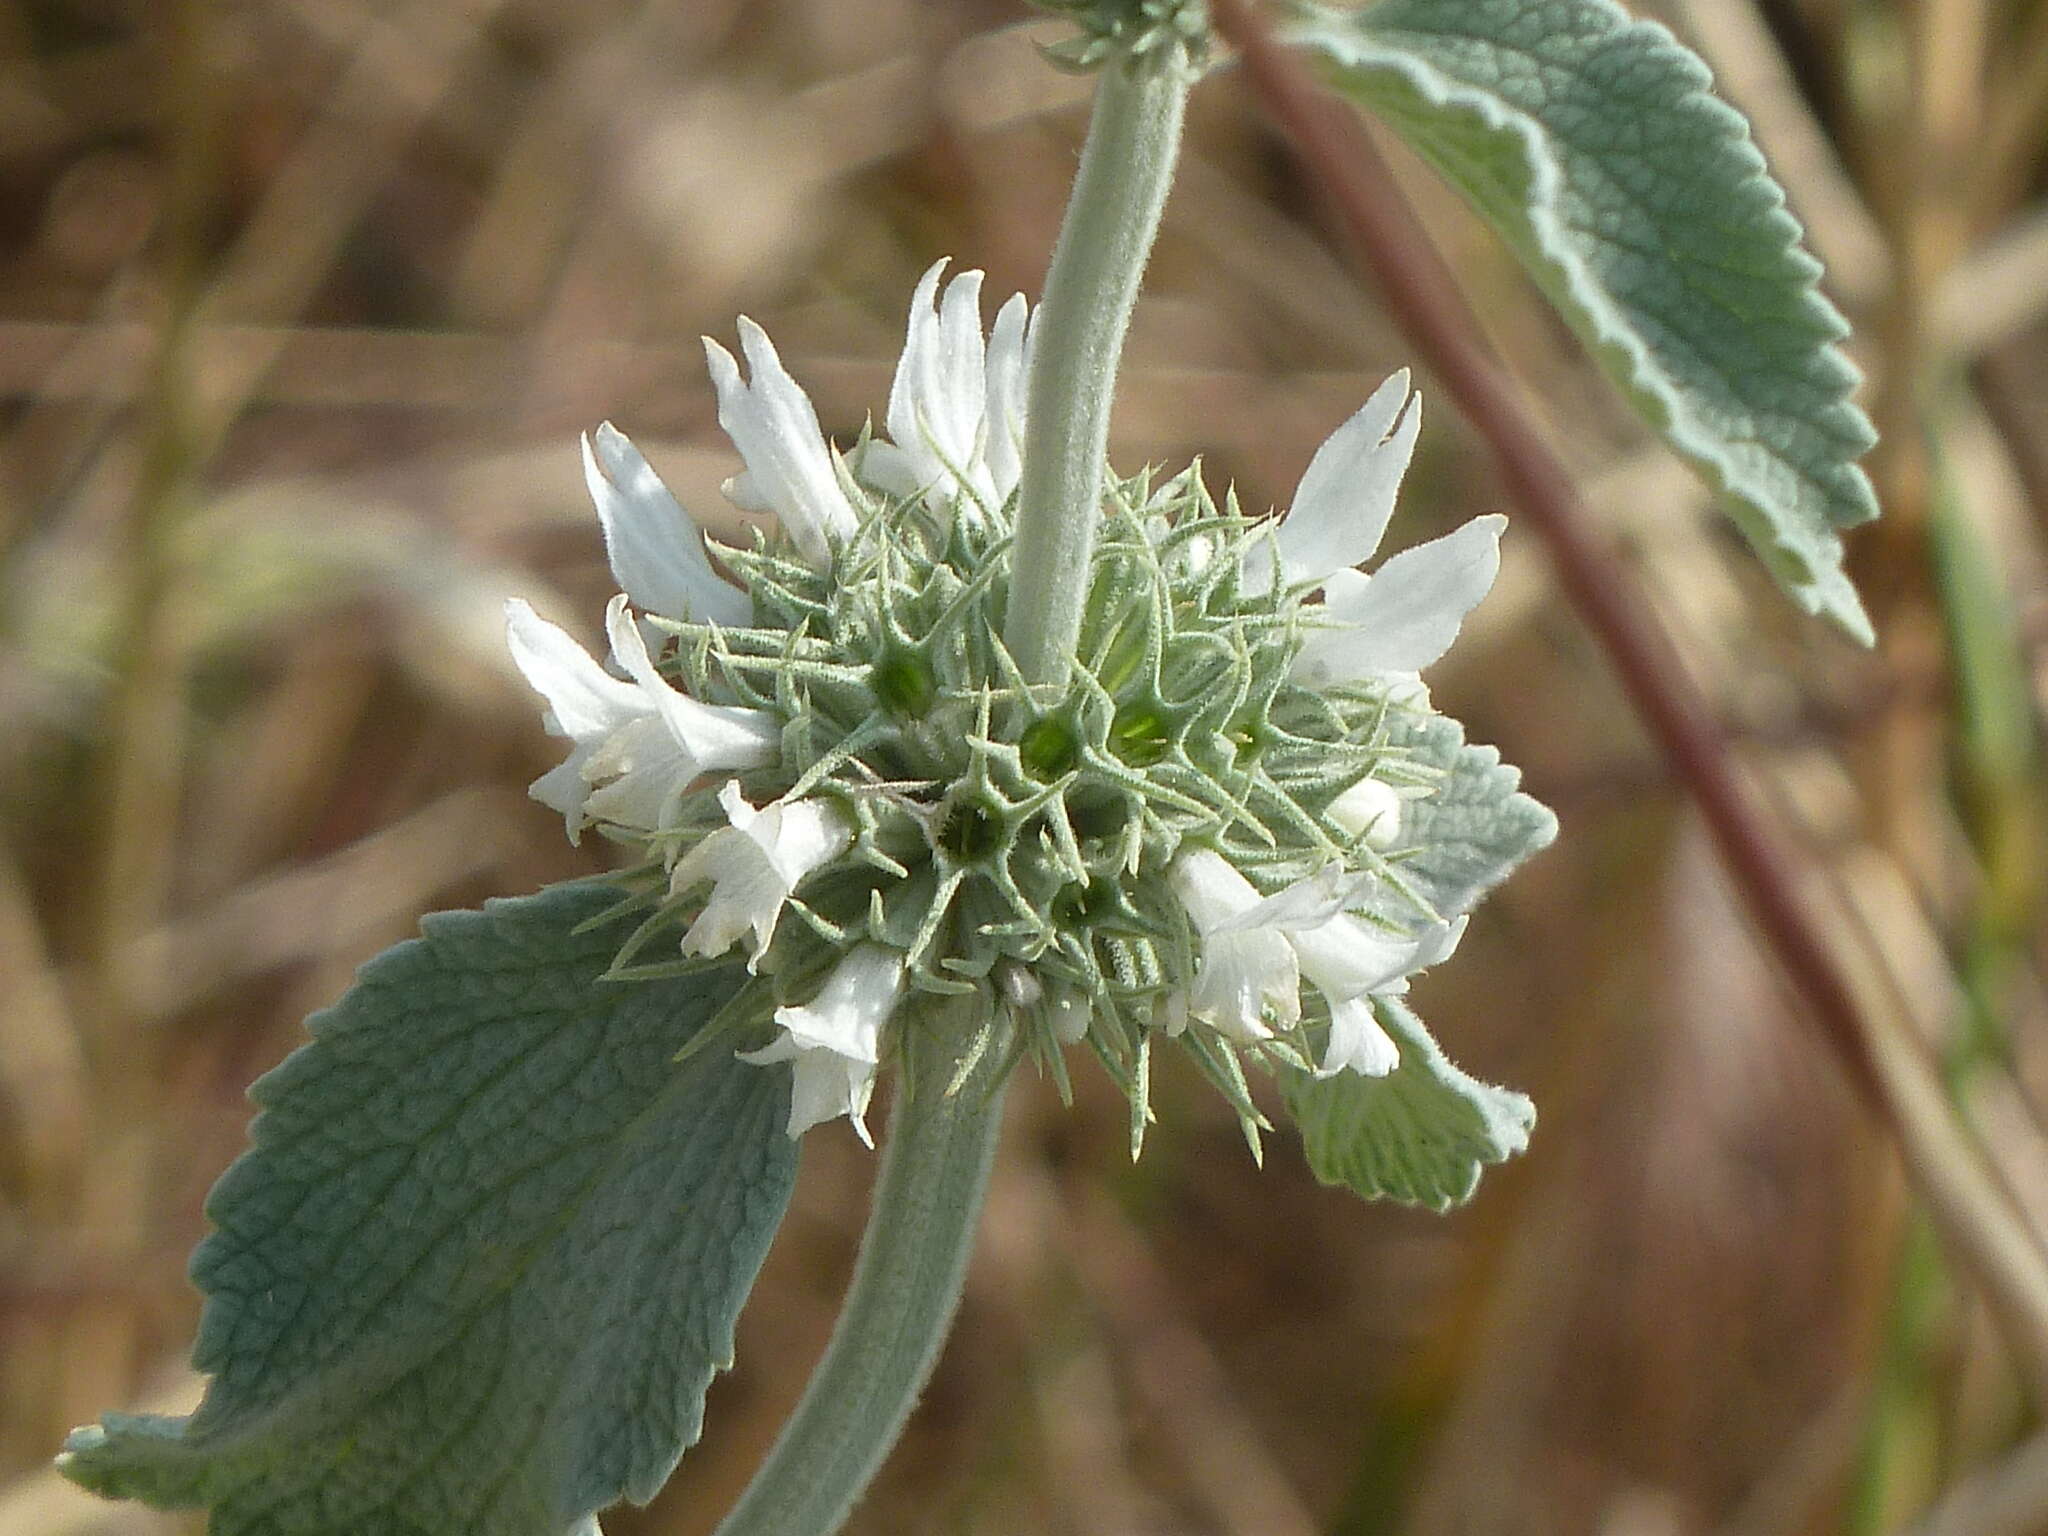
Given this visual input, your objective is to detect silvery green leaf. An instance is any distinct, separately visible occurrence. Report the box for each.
[1285,996,1533,1208]
[1290,0,1879,642]
[60,883,796,1536]
[1378,705,1557,921]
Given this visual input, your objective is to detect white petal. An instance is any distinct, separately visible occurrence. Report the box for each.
[1382,672,1432,711]
[755,794,854,883]
[721,469,772,514]
[504,598,642,741]
[672,784,852,964]
[884,260,1008,509]
[1316,996,1400,1078]
[740,1030,878,1147]
[1188,928,1298,1042]
[850,440,926,503]
[886,260,948,463]
[506,596,780,841]
[1169,849,1299,1040]
[1213,862,1354,935]
[1327,777,1403,850]
[1413,914,1468,971]
[774,943,903,1061]
[505,598,648,840]
[703,321,858,567]
[1292,514,1506,686]
[584,425,752,627]
[789,1050,879,1147]
[603,595,780,776]
[674,830,785,960]
[528,756,596,823]
[580,717,701,833]
[933,267,990,463]
[982,292,1031,503]
[1290,913,1467,1003]
[1166,847,1260,928]
[1156,989,1189,1038]
[1047,990,1090,1044]
[1244,372,1418,592]
[741,944,906,1144]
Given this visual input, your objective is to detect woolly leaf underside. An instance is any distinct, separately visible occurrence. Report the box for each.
[1280,707,1550,1209]
[61,883,795,1536]
[1293,0,1879,640]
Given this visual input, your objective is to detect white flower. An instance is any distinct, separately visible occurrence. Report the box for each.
[1318,997,1402,1078]
[504,594,779,840]
[1285,908,1464,1078]
[1244,370,1422,594]
[1169,849,1466,1078]
[740,944,907,1145]
[862,259,1033,513]
[1327,776,1403,851]
[1285,907,1463,1001]
[1234,371,1506,690]
[1291,514,1507,689]
[1168,850,1299,1043]
[582,423,751,627]
[703,318,860,568]
[670,782,852,967]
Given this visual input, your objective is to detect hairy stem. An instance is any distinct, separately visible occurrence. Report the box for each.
[1004,50,1189,689]
[713,1013,1013,1536]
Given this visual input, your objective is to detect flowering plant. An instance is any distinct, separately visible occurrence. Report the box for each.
[508,269,1547,1169]
[58,0,1877,1532]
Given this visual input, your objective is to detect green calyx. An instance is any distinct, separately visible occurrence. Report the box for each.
[621,462,1437,1131]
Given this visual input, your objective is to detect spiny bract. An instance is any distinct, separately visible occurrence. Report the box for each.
[508,259,1553,1177]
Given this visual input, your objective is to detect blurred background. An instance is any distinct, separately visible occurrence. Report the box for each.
[1,0,2045,1531]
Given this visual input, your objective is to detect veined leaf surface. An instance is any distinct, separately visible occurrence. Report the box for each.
[1292,0,1880,641]
[1285,997,1534,1209]
[61,884,796,1536]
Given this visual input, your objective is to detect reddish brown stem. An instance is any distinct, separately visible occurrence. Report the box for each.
[1207,0,2048,1392]
[1212,0,1877,1098]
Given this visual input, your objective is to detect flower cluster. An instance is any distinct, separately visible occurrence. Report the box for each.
[1036,0,1212,74]
[508,260,1545,1153]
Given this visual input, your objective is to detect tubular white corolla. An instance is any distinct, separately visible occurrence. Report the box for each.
[1170,848,1468,1079]
[862,259,1034,514]
[739,944,907,1146]
[503,595,778,840]
[702,319,861,568]
[583,423,752,628]
[671,782,853,969]
[1231,370,1508,693]
[1167,849,1299,1043]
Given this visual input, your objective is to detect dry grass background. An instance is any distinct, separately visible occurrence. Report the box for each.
[1,0,2045,1531]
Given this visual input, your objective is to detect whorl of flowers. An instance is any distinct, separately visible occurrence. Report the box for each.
[1035,0,1212,75]
[508,258,1543,1149]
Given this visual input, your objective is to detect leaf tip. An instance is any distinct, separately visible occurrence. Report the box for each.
[1818,574,1877,648]
[53,1413,202,1508]
[53,1422,106,1473]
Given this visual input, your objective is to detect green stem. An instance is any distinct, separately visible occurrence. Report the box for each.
[713,1013,1013,1536]
[1004,49,1191,689]
[717,48,1191,1534]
